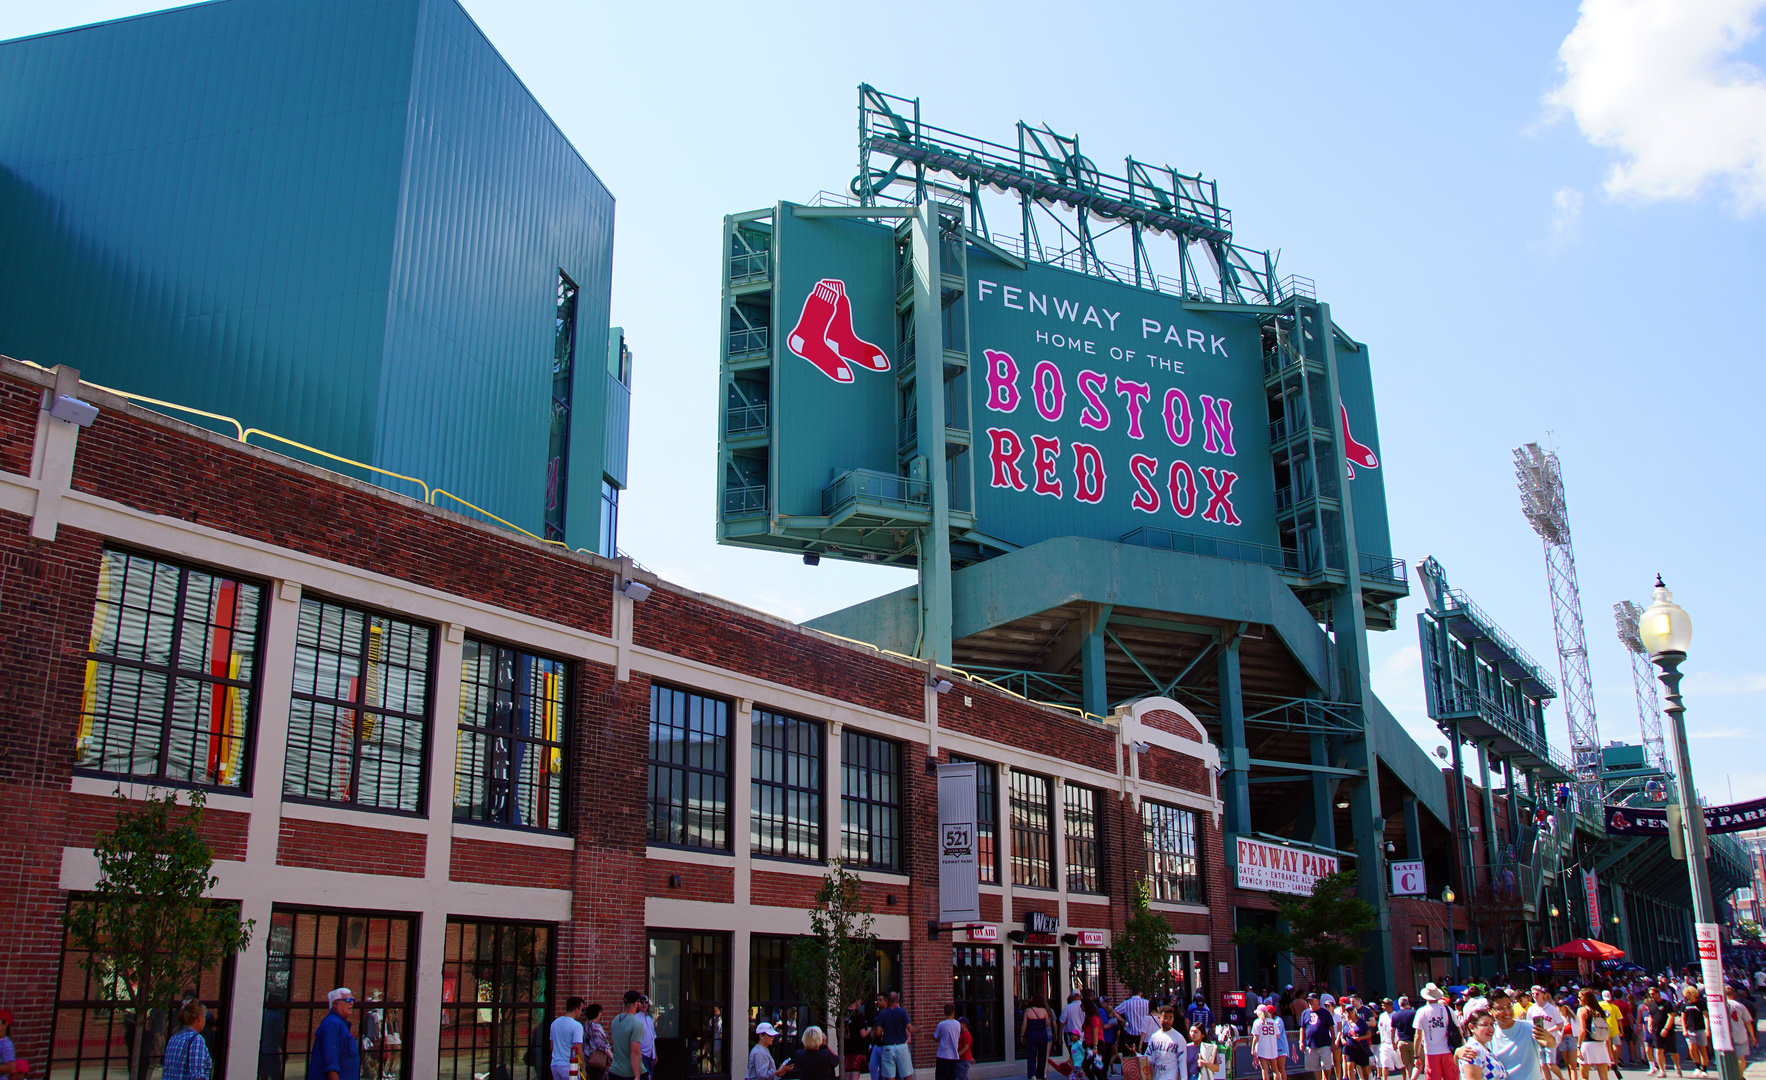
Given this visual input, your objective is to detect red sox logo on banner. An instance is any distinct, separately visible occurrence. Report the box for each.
[1342,405,1378,479]
[787,278,889,383]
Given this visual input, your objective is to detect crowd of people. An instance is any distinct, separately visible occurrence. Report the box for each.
[1220,965,1763,1080]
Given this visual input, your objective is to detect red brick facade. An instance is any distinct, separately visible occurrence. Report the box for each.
[0,359,1238,1079]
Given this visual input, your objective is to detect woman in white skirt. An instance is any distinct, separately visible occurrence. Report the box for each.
[1574,990,1613,1080]
[1375,1000,1404,1079]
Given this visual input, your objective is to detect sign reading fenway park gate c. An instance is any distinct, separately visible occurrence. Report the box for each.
[1235,836,1339,894]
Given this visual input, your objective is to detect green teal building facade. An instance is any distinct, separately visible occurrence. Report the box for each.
[0,0,625,552]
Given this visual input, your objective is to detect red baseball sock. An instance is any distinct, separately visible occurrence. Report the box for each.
[824,279,890,371]
[788,280,852,382]
[1340,405,1378,468]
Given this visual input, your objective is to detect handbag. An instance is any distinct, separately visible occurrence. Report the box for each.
[586,1048,612,1070]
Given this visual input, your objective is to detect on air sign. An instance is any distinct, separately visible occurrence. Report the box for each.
[1235,836,1338,894]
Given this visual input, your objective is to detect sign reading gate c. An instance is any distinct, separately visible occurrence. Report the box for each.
[1391,859,1425,896]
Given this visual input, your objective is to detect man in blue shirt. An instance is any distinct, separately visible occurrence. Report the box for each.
[1187,996,1215,1034]
[1300,994,1334,1080]
[1456,988,1552,1080]
[309,988,360,1080]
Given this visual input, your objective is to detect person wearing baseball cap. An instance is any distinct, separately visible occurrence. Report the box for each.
[0,1009,23,1079]
[609,994,646,1080]
[749,1023,795,1080]
[308,989,359,1080]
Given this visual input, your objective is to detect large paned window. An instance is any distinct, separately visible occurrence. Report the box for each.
[440,921,555,1080]
[1064,784,1102,894]
[262,908,414,1080]
[1009,770,1054,889]
[76,549,264,789]
[599,481,620,559]
[649,932,730,1080]
[841,731,902,871]
[749,934,814,1059]
[952,756,999,884]
[751,709,822,860]
[546,271,579,543]
[648,685,731,849]
[51,898,237,1080]
[951,945,1003,1062]
[1067,949,1106,996]
[456,640,570,831]
[1143,801,1202,903]
[283,598,433,813]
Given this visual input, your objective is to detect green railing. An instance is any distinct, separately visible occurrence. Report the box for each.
[1119,526,1301,572]
[723,485,766,515]
[821,469,929,516]
[725,404,768,435]
[1442,588,1559,694]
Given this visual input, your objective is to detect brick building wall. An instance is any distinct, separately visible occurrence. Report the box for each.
[0,358,1233,1080]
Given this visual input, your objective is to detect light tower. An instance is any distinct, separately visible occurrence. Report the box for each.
[1515,442,1604,798]
[1613,600,1668,772]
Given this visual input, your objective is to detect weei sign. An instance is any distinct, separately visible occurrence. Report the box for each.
[767,206,1393,563]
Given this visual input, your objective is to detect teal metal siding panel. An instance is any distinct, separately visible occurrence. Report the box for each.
[602,372,631,490]
[376,0,614,542]
[0,0,616,535]
[0,0,418,467]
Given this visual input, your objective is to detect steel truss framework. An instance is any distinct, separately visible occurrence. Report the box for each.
[1613,600,1668,773]
[1515,444,1604,798]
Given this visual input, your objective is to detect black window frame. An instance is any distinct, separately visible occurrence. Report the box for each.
[50,895,239,1080]
[263,904,417,1080]
[454,637,572,833]
[840,730,903,872]
[750,708,823,862]
[1009,769,1055,890]
[951,944,1004,1062]
[1143,799,1202,903]
[951,756,999,884]
[76,547,267,792]
[282,595,436,815]
[749,933,815,1060]
[439,918,557,1080]
[647,684,733,851]
[1064,783,1103,894]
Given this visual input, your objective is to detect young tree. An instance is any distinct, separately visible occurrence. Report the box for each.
[786,863,877,1057]
[64,791,255,1080]
[1112,882,1177,998]
[1230,870,1377,991]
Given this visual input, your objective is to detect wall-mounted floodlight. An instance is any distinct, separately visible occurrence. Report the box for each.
[929,677,953,694]
[622,580,652,602]
[49,395,99,427]
[1132,740,1151,755]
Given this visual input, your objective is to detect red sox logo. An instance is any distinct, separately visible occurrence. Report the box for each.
[787,278,889,383]
[1341,405,1378,479]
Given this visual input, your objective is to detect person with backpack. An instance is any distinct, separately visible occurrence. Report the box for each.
[1415,984,1461,1080]
[1575,991,1613,1080]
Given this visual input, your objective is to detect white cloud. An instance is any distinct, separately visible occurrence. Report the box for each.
[1548,0,1766,211]
[1683,670,1766,694]
[1548,186,1584,245]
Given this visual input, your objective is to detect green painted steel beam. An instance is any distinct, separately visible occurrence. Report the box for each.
[1249,775,1312,785]
[1248,757,1364,777]
[1109,614,1223,638]
[794,205,918,219]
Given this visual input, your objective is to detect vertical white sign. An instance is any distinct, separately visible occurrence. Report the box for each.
[1695,923,1735,1053]
[938,762,980,924]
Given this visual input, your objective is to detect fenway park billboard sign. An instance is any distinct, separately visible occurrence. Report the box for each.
[765,205,1392,562]
[1235,835,1338,894]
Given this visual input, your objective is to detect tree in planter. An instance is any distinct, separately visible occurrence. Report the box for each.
[1112,882,1177,998]
[64,791,255,1080]
[1230,870,1377,991]
[786,863,878,1058]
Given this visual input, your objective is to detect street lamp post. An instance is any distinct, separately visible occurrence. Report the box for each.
[1443,886,1457,984]
[1637,579,1741,1080]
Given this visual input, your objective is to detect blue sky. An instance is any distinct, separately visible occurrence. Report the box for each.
[7,0,1763,800]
